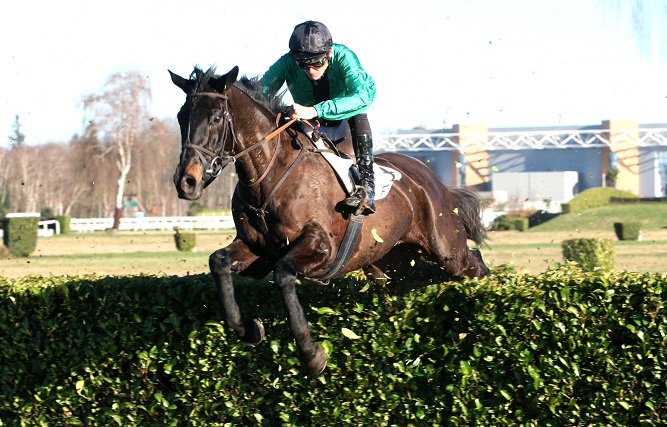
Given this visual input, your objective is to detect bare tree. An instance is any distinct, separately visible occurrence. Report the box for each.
[0,146,10,216]
[131,118,182,216]
[83,71,151,231]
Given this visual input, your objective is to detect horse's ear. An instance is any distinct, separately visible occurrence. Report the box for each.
[169,70,193,94]
[212,66,239,93]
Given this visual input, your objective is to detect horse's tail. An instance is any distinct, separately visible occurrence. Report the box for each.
[450,188,488,245]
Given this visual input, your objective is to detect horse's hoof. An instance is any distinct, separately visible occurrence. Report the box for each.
[304,344,328,375]
[241,318,265,346]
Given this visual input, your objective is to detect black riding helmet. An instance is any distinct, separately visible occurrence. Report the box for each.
[289,21,333,62]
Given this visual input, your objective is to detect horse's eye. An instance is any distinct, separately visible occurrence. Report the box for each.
[212,112,223,123]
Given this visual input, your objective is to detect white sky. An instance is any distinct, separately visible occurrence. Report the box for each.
[2,0,666,147]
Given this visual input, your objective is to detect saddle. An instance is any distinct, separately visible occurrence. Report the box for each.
[289,119,402,199]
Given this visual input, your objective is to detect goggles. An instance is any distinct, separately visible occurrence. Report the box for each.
[297,55,328,70]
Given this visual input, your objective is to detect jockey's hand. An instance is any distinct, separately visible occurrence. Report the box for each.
[287,103,317,120]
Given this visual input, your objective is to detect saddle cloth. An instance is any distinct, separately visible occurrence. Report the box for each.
[313,138,402,200]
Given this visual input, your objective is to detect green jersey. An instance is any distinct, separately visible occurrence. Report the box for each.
[261,43,376,121]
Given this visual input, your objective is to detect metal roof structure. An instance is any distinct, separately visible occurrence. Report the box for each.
[375,124,667,152]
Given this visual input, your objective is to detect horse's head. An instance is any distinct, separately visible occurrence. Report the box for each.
[169,65,240,200]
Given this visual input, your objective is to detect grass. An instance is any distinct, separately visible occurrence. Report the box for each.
[530,202,667,232]
[482,231,667,274]
[483,202,667,273]
[2,203,666,278]
[0,230,234,278]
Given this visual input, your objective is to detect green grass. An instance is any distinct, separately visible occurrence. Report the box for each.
[531,203,667,232]
[482,203,667,274]
[562,187,638,212]
[1,206,666,278]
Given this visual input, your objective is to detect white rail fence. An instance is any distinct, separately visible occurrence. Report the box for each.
[70,216,235,233]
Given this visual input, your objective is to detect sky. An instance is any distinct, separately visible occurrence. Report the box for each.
[2,0,666,147]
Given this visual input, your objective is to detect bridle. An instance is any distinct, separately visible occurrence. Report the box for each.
[183,90,297,187]
[183,89,325,235]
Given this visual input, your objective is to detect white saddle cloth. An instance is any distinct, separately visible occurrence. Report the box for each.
[313,138,402,200]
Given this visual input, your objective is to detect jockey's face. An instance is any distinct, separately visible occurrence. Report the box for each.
[302,58,328,81]
[296,48,332,81]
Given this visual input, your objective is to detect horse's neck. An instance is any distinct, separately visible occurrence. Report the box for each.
[229,90,293,196]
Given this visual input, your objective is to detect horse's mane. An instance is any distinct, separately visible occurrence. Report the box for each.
[236,76,287,116]
[189,66,286,115]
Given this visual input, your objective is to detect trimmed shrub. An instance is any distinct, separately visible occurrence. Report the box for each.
[2,214,39,257]
[614,221,641,241]
[513,217,529,231]
[174,228,196,252]
[562,238,615,270]
[527,210,560,227]
[490,215,529,231]
[0,269,666,425]
[54,215,71,234]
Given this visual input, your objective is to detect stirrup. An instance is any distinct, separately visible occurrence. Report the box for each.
[355,200,375,215]
[343,186,375,215]
[343,186,366,208]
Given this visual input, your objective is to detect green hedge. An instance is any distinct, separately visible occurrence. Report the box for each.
[614,221,642,241]
[490,215,529,231]
[1,269,666,426]
[173,229,196,252]
[562,238,615,271]
[2,215,39,257]
[54,215,71,234]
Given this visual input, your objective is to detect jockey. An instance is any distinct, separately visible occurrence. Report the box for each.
[261,20,377,215]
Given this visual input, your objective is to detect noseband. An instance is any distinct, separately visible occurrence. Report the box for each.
[184,91,296,187]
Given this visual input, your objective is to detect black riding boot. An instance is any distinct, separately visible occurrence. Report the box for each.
[343,134,376,215]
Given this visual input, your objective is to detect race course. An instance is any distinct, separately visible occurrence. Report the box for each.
[2,228,667,278]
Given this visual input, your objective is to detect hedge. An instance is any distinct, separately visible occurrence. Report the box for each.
[0,268,665,426]
[614,222,642,241]
[173,230,196,252]
[490,215,529,232]
[54,215,71,234]
[562,238,615,271]
[2,215,39,257]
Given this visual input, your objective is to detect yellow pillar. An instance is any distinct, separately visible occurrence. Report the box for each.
[454,124,489,189]
[601,120,639,194]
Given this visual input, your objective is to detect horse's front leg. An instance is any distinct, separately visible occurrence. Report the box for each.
[275,222,332,375]
[209,239,266,345]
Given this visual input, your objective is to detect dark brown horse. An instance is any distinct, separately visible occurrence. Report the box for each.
[169,66,489,374]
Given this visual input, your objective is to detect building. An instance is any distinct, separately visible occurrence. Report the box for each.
[376,120,667,210]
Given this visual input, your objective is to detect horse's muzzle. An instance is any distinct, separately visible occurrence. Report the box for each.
[174,167,204,200]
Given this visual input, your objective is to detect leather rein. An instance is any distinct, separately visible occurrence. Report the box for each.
[185,90,325,234]
[184,90,299,188]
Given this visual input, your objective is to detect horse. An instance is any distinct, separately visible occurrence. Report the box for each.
[169,65,489,375]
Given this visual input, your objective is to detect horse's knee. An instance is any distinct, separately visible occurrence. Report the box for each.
[274,258,298,288]
[209,248,231,273]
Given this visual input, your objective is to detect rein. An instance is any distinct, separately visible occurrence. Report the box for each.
[185,91,297,187]
[186,89,325,236]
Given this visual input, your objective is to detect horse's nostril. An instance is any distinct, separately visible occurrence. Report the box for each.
[181,175,197,193]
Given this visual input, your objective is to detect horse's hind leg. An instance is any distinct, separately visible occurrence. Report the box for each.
[461,247,490,278]
[428,232,489,279]
[209,240,266,345]
[437,246,489,279]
